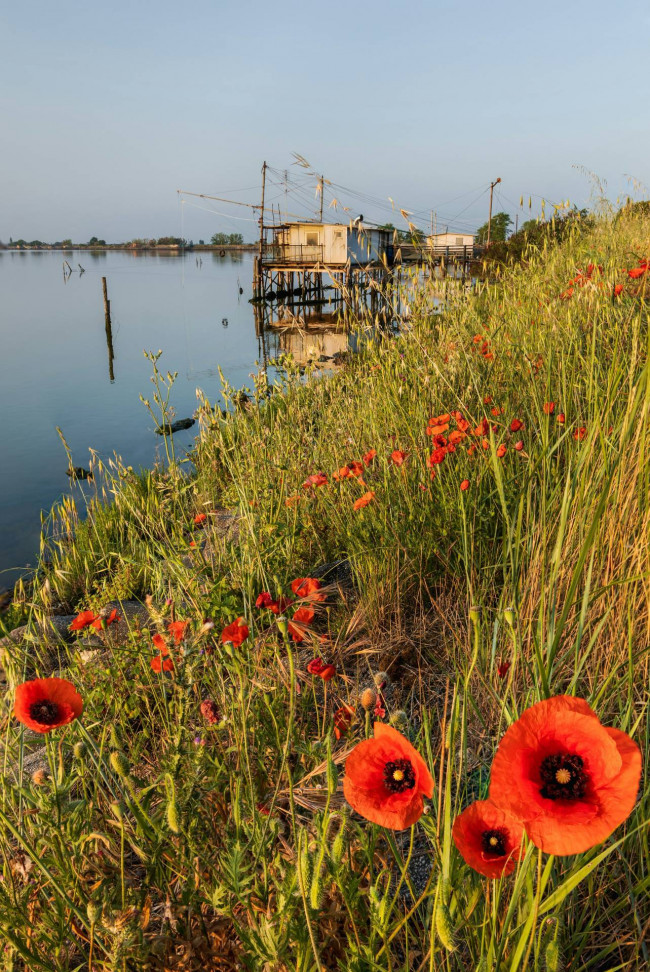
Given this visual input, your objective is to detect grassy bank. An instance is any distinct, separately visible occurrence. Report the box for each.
[1,210,649,970]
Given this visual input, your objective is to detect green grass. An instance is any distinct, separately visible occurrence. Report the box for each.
[1,209,649,970]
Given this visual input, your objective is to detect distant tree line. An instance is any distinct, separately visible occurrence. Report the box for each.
[210,232,244,245]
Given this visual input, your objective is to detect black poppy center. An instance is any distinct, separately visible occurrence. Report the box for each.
[383,758,416,793]
[539,753,588,800]
[481,828,507,856]
[29,700,61,726]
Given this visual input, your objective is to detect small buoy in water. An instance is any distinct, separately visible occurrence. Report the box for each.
[239,287,243,295]
[220,249,226,256]
[66,466,93,481]
[221,317,229,327]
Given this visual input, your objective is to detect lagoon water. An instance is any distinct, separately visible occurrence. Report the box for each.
[0,248,351,587]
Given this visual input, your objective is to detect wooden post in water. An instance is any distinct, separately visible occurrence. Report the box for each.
[102,277,115,381]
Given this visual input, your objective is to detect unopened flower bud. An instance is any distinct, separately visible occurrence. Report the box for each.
[73,741,86,759]
[276,615,288,637]
[109,751,131,778]
[469,605,482,625]
[87,902,100,925]
[504,606,516,629]
[389,710,409,731]
[373,671,389,690]
[360,687,378,712]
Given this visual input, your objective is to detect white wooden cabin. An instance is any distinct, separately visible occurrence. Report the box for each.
[265,222,392,266]
[427,232,474,255]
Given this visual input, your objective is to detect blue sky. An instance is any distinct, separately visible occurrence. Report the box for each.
[2,0,649,242]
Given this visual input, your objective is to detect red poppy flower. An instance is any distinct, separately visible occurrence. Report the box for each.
[428,447,447,466]
[256,591,274,609]
[152,633,168,652]
[427,422,449,437]
[14,677,83,733]
[489,695,642,856]
[69,610,99,632]
[151,653,174,673]
[334,703,356,740]
[557,413,565,425]
[559,288,574,300]
[285,495,301,507]
[303,472,328,488]
[354,491,375,510]
[467,443,477,456]
[452,800,524,878]
[460,479,470,491]
[483,395,492,404]
[473,418,489,437]
[334,461,364,481]
[90,608,121,631]
[448,430,467,445]
[389,450,408,466]
[363,449,377,465]
[628,261,648,279]
[491,406,503,417]
[472,334,484,344]
[613,284,624,297]
[343,723,434,830]
[543,402,555,415]
[510,419,524,433]
[288,606,315,643]
[497,661,511,677]
[168,620,188,644]
[291,577,324,600]
[573,426,587,441]
[194,512,207,526]
[496,444,507,458]
[429,413,450,427]
[514,440,524,452]
[319,664,337,681]
[221,617,249,647]
[307,657,325,675]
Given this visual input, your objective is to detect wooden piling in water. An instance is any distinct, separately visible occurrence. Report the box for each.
[102,277,115,381]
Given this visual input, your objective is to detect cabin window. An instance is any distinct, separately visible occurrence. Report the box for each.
[305,232,319,246]
[334,231,343,240]
[455,237,463,246]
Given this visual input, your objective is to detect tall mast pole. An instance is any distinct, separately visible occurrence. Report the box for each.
[487,177,501,247]
[319,175,324,221]
[258,161,267,266]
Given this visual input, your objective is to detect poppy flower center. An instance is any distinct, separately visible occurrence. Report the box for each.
[383,758,416,793]
[481,828,507,856]
[539,753,588,800]
[29,700,61,726]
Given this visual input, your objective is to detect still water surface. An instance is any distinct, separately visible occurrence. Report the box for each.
[0,249,352,586]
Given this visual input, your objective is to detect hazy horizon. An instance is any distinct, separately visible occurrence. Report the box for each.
[3,0,650,243]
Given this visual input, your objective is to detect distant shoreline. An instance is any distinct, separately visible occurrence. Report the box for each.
[1,244,257,253]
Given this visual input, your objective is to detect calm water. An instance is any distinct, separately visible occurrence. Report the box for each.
[0,249,353,586]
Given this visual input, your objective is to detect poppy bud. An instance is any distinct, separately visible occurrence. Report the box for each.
[109,751,130,778]
[504,606,516,629]
[389,710,409,731]
[87,902,100,925]
[110,801,124,821]
[330,817,347,864]
[544,938,564,972]
[435,896,456,952]
[73,741,86,759]
[276,615,288,637]
[167,799,182,834]
[360,687,377,711]
[469,605,481,626]
[373,671,389,690]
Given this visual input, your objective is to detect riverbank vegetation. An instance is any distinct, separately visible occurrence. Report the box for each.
[1,208,649,970]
